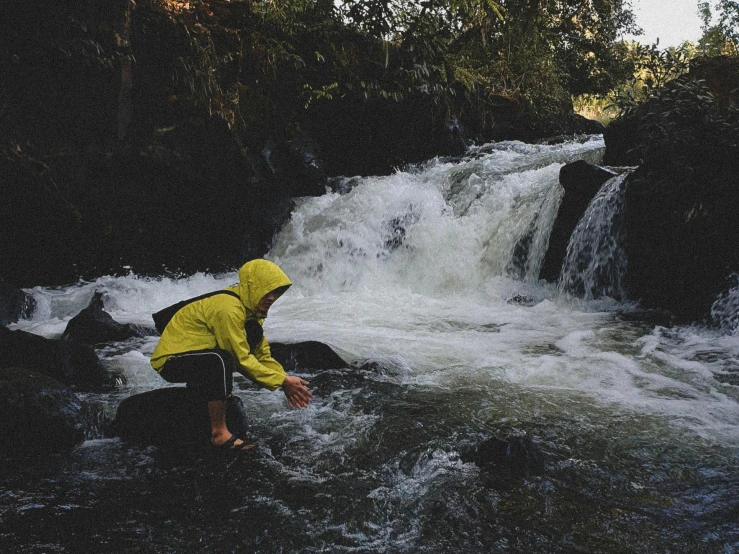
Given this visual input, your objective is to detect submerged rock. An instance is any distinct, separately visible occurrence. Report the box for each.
[62,291,153,344]
[270,341,349,372]
[460,435,546,475]
[506,294,537,306]
[539,161,618,283]
[111,387,249,447]
[0,283,36,325]
[0,326,116,391]
[0,367,86,453]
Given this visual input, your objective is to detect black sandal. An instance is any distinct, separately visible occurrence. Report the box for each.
[213,434,254,451]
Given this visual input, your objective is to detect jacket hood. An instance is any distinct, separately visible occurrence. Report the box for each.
[237,259,292,317]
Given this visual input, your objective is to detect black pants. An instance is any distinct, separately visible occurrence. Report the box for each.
[159,349,234,401]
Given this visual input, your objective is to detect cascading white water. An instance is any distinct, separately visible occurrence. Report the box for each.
[269,137,605,296]
[712,276,739,336]
[557,170,631,300]
[13,135,739,444]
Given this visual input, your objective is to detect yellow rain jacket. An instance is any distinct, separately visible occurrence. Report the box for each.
[150,260,292,391]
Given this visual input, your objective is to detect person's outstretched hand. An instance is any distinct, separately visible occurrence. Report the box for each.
[282,375,312,408]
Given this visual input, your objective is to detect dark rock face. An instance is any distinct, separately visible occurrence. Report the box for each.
[270,341,349,373]
[603,56,739,320]
[0,150,90,286]
[623,162,739,320]
[111,387,249,446]
[602,116,642,167]
[0,367,86,452]
[0,283,36,325]
[63,291,153,344]
[0,327,116,391]
[539,161,617,282]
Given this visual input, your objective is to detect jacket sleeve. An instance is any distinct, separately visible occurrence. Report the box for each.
[208,301,286,391]
[252,335,286,378]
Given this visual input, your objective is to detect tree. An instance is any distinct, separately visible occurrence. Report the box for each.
[698,1,738,56]
[716,0,739,46]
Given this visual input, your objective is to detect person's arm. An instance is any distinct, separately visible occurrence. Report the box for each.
[253,335,312,408]
[209,303,286,390]
[208,301,312,407]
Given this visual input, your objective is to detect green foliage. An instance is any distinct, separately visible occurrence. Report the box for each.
[716,0,739,46]
[609,53,739,204]
[698,1,738,56]
[572,94,617,126]
[609,43,694,118]
[634,77,738,162]
[335,0,638,116]
[126,0,643,141]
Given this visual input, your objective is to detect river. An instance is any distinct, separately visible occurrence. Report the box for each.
[3,136,739,552]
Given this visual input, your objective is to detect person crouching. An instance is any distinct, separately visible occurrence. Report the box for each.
[150,259,312,450]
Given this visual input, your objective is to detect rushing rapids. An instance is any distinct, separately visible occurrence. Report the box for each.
[3,136,739,553]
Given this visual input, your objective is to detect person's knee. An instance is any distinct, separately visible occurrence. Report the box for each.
[203,349,233,400]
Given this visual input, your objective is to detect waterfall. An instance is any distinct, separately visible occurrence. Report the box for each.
[269,138,605,297]
[558,170,631,300]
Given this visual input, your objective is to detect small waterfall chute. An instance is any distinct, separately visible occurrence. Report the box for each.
[558,170,632,300]
[711,275,739,335]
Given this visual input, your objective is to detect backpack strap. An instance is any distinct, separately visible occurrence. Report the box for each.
[152,290,240,334]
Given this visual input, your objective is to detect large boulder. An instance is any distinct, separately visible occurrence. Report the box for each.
[603,56,739,319]
[0,327,117,390]
[62,291,153,344]
[602,115,642,167]
[0,367,86,453]
[270,341,349,373]
[623,160,739,320]
[111,387,249,446]
[0,283,36,325]
[539,161,617,282]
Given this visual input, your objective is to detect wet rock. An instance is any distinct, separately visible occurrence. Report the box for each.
[62,291,153,344]
[0,326,116,391]
[623,161,739,320]
[539,161,617,282]
[507,294,536,306]
[0,367,86,453]
[301,368,369,397]
[270,341,349,373]
[111,387,249,446]
[461,435,546,475]
[602,116,641,166]
[0,283,36,325]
